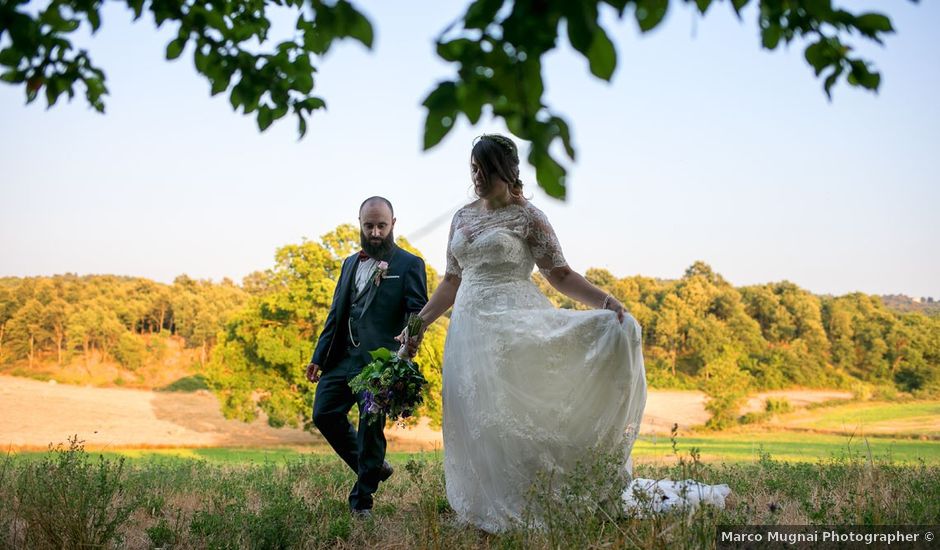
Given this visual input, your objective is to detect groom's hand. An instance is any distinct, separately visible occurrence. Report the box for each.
[305,362,321,383]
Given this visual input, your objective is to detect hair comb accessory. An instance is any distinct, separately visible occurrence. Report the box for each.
[480,134,519,163]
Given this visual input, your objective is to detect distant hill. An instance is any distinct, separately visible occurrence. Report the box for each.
[882,294,940,316]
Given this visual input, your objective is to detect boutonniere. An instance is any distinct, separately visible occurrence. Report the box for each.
[372,261,389,287]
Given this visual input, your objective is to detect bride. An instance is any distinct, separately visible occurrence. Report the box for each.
[405,134,648,532]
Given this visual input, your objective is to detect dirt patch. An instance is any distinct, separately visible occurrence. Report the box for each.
[0,375,440,451]
[742,390,854,414]
[1,376,855,450]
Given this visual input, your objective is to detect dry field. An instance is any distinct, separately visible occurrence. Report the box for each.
[1,376,854,451]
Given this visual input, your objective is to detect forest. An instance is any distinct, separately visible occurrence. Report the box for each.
[3,224,938,429]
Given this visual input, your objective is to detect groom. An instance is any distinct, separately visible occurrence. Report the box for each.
[305,196,428,518]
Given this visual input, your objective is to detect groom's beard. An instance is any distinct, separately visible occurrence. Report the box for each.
[361,230,394,259]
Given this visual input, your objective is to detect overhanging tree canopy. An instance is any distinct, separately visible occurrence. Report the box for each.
[0,0,911,197]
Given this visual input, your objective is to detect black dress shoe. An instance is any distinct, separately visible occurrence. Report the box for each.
[350,508,373,520]
[379,460,394,482]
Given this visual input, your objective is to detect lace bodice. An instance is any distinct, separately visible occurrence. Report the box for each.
[445,201,567,284]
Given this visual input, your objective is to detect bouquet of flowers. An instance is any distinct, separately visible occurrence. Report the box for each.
[349,313,427,425]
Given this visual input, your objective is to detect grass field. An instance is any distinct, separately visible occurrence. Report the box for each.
[634,431,940,463]
[777,401,940,438]
[3,438,938,549]
[10,428,940,466]
[4,401,939,548]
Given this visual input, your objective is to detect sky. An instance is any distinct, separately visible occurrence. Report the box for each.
[1,1,938,298]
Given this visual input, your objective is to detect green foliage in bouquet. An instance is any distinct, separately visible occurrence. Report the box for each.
[350,315,428,425]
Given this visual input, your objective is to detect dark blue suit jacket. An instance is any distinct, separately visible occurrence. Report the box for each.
[311,245,428,371]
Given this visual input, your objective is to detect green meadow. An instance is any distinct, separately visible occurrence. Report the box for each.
[779,401,940,438]
[634,431,940,463]
[12,430,937,466]
[3,436,939,549]
[4,400,939,548]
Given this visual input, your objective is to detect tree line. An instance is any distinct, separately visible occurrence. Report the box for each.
[0,273,246,370]
[576,262,940,426]
[2,228,937,429]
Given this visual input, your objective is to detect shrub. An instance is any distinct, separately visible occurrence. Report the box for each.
[158,374,210,393]
[15,437,140,549]
[764,397,794,415]
[113,332,145,370]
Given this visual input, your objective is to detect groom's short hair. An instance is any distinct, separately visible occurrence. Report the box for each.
[359,196,394,216]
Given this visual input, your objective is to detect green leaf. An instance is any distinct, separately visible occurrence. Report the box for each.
[422,81,459,111]
[437,38,475,62]
[166,38,185,60]
[128,0,145,19]
[530,149,566,199]
[565,2,596,56]
[847,60,880,90]
[803,0,833,18]
[423,109,456,150]
[343,4,374,48]
[0,71,22,83]
[635,0,668,32]
[422,82,459,149]
[456,82,485,124]
[761,25,781,50]
[587,28,617,81]
[465,0,505,30]
[854,12,893,43]
[257,106,273,131]
[855,13,893,33]
[289,68,310,94]
[822,66,843,99]
[549,116,575,160]
[804,39,838,76]
[229,85,244,110]
[297,114,308,138]
[88,9,101,32]
[369,347,393,361]
[694,0,713,14]
[0,47,21,66]
[210,73,230,95]
[297,96,326,112]
[194,49,209,73]
[45,79,61,108]
[25,84,39,104]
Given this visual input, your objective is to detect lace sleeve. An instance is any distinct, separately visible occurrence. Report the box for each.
[525,205,568,273]
[445,211,463,278]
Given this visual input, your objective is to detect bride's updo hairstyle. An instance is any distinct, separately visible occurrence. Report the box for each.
[471,134,525,199]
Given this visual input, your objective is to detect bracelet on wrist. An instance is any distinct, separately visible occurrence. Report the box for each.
[601,294,612,309]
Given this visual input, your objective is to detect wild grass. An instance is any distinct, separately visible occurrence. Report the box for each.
[3,435,939,549]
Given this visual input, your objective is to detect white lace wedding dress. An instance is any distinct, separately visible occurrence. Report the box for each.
[440,201,648,532]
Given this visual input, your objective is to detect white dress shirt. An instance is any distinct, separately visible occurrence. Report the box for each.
[354,257,377,295]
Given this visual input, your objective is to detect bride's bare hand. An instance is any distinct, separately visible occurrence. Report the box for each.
[604,296,625,323]
[395,327,424,358]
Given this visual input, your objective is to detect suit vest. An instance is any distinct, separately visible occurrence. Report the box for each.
[346,275,369,347]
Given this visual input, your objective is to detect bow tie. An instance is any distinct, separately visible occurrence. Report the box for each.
[358,250,371,261]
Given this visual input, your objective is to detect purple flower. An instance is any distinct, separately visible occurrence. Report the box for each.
[363,391,377,413]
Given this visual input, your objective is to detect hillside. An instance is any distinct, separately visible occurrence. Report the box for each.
[881,294,940,316]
